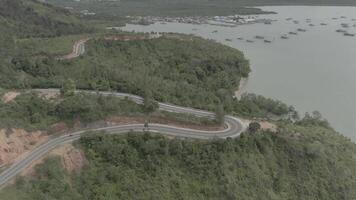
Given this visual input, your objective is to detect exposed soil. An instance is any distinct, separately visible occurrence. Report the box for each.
[242,119,278,133]
[259,121,277,132]
[0,129,48,169]
[1,92,20,103]
[49,144,87,172]
[47,122,70,135]
[22,144,87,177]
[38,90,60,100]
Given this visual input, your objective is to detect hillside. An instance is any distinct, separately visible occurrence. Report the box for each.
[1,119,356,200]
[0,0,92,38]
[0,0,97,89]
[0,0,95,62]
[1,1,356,200]
[6,35,253,111]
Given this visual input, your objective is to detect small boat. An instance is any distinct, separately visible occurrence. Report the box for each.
[212,30,218,33]
[286,18,293,21]
[297,28,307,32]
[336,29,347,33]
[237,37,244,40]
[246,40,254,43]
[289,31,298,35]
[225,38,232,42]
[281,35,289,39]
[344,32,355,37]
[293,20,299,24]
[320,23,327,26]
[264,40,272,43]
[341,23,349,28]
[309,24,315,27]
[264,21,272,25]
[340,16,347,19]
[332,17,338,20]
[255,35,264,39]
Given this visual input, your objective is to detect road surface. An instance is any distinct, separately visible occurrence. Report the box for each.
[0,89,247,188]
[57,38,88,60]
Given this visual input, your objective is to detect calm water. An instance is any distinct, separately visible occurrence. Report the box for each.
[123,6,356,140]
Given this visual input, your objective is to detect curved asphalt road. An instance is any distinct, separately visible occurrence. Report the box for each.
[0,89,246,188]
[57,39,87,60]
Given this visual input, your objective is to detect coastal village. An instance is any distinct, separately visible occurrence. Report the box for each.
[122,15,356,45]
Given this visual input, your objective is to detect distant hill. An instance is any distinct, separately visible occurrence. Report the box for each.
[0,0,92,38]
[46,0,356,18]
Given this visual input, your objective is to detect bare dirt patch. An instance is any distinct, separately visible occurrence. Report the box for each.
[38,90,60,100]
[48,122,70,135]
[1,92,20,103]
[22,144,87,177]
[0,129,48,168]
[106,116,224,131]
[242,119,278,133]
[50,144,87,172]
[259,121,277,132]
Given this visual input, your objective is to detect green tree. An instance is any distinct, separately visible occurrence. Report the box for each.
[248,122,261,133]
[215,104,225,125]
[60,79,76,97]
[143,89,158,114]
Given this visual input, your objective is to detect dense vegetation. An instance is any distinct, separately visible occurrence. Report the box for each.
[232,93,296,118]
[0,0,96,90]
[0,92,143,130]
[0,1,291,119]
[0,89,292,131]
[1,2,356,200]
[0,0,92,38]
[8,36,250,110]
[2,119,356,200]
[0,89,233,132]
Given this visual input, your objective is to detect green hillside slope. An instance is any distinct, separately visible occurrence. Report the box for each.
[2,120,356,200]
[0,0,94,87]
[0,0,92,38]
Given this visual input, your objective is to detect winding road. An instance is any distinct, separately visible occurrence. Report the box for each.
[0,89,246,188]
[56,35,161,60]
[57,38,88,60]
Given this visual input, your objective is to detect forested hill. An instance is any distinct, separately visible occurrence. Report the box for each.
[0,0,94,76]
[0,0,92,38]
[2,120,356,200]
